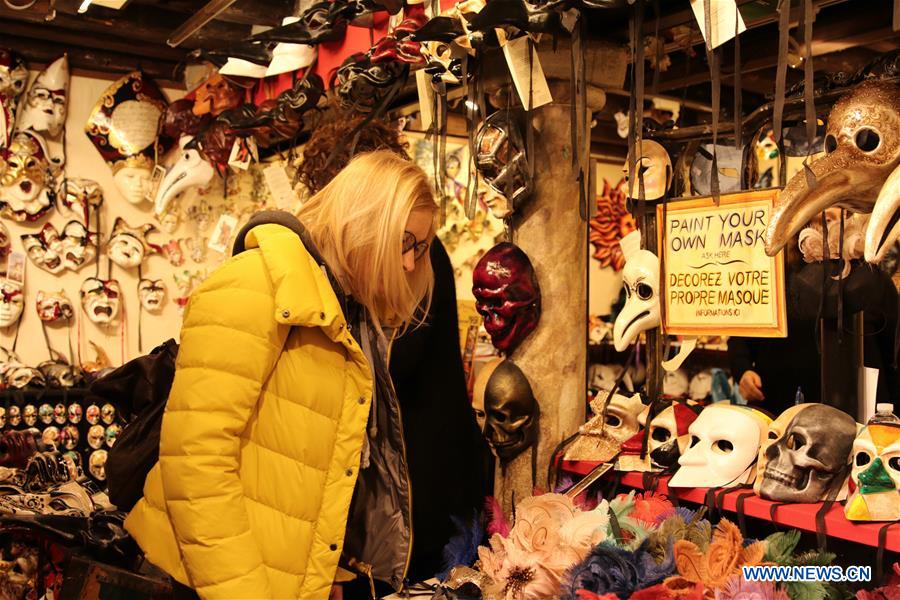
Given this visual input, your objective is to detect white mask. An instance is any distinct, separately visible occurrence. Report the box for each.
[613,230,660,352]
[18,56,68,138]
[138,279,166,313]
[154,136,215,217]
[114,166,152,205]
[623,139,672,201]
[0,280,24,327]
[670,402,771,489]
[80,278,121,324]
[106,218,157,269]
[688,370,713,401]
[663,369,689,398]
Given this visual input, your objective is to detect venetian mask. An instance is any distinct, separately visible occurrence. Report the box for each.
[106,218,158,269]
[163,239,185,267]
[154,136,216,217]
[472,243,541,354]
[80,278,121,324]
[37,360,80,388]
[475,111,533,210]
[6,366,44,390]
[86,404,100,425]
[101,403,116,425]
[42,426,58,446]
[0,281,23,327]
[483,359,539,462]
[105,424,121,447]
[670,402,771,489]
[0,407,5,427]
[623,139,672,201]
[613,230,660,352]
[645,402,700,471]
[689,143,743,196]
[39,404,52,425]
[186,200,213,232]
[193,73,243,117]
[756,403,858,503]
[68,403,82,424]
[36,290,74,322]
[59,178,103,222]
[89,449,108,480]
[184,237,208,263]
[18,56,68,138]
[87,425,104,449]
[688,370,713,401]
[22,221,98,273]
[564,390,645,462]
[0,130,54,222]
[22,404,35,427]
[159,211,180,234]
[845,422,900,522]
[767,81,900,256]
[0,49,28,150]
[663,369,689,398]
[138,279,166,313]
[61,425,79,451]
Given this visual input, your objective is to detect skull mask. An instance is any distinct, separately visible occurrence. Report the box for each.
[613,230,660,352]
[138,279,166,313]
[472,243,541,353]
[106,218,159,269]
[564,390,645,462]
[483,359,539,462]
[472,358,502,434]
[80,278,121,324]
[670,402,771,489]
[0,130,55,222]
[646,402,700,471]
[36,290,74,322]
[845,422,900,521]
[623,139,672,201]
[0,281,23,327]
[475,111,533,211]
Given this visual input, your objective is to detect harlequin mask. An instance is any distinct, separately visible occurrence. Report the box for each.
[613,230,660,352]
[472,243,541,354]
[85,71,169,206]
[475,111,533,210]
[163,239,185,267]
[154,136,216,217]
[623,139,672,201]
[689,144,743,196]
[193,73,243,117]
[0,281,23,327]
[865,163,900,263]
[89,449,107,481]
[564,390,645,462]
[755,403,858,503]
[0,130,55,222]
[106,218,159,268]
[767,81,900,256]
[670,402,771,489]
[138,279,166,313]
[36,290,73,322]
[80,278,121,324]
[18,55,68,138]
[845,422,900,521]
[483,359,539,462]
[646,402,700,471]
[22,221,97,273]
[60,178,103,223]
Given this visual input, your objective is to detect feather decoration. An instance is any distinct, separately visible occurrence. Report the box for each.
[438,512,485,581]
[485,496,511,538]
[716,575,788,600]
[561,539,676,600]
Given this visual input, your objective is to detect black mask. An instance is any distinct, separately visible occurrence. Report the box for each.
[484,360,539,462]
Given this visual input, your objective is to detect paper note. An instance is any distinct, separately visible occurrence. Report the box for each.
[263,162,298,211]
[415,69,435,131]
[502,36,552,110]
[690,0,747,49]
[208,214,239,254]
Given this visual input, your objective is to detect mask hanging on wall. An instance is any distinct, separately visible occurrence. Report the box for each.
[138,279,166,313]
[80,278,121,324]
[0,130,56,222]
[22,221,97,273]
[482,359,539,463]
[623,140,672,201]
[0,221,10,276]
[613,230,660,352]
[192,73,244,118]
[475,110,533,212]
[106,218,159,269]
[755,403,858,503]
[0,280,23,327]
[158,211,180,235]
[59,178,103,223]
[154,136,216,217]
[472,242,541,354]
[85,71,170,206]
[690,143,743,196]
[18,56,68,139]
[163,239,185,267]
[183,236,208,263]
[0,48,28,151]
[36,290,74,322]
[845,422,900,522]
[564,390,645,462]
[669,402,771,489]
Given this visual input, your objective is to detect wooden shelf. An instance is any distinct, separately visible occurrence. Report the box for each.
[561,460,900,553]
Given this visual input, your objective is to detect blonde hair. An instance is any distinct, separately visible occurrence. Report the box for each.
[297,150,437,329]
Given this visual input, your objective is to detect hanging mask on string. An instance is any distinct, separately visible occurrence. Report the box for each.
[755,403,858,503]
[183,237,208,263]
[22,221,97,274]
[690,143,743,196]
[613,230,660,352]
[158,211,180,235]
[472,242,541,354]
[669,402,771,489]
[106,218,160,269]
[85,71,170,206]
[564,390,645,462]
[186,200,213,233]
[0,130,55,222]
[0,280,23,327]
[475,111,533,212]
[845,422,900,522]
[138,279,166,313]
[192,73,244,118]
[623,140,672,201]
[0,49,28,151]
[163,239,185,267]
[154,136,216,217]
[80,278,121,324]
[35,290,73,322]
[18,56,68,140]
[482,359,539,463]
[59,178,103,223]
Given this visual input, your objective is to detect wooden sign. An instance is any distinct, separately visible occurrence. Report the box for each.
[656,189,787,337]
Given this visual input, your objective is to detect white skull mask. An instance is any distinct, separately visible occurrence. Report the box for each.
[670,402,771,489]
[138,279,166,313]
[80,278,121,324]
[623,139,672,201]
[613,230,660,352]
[0,281,24,327]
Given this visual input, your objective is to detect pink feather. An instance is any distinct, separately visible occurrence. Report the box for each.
[485,496,511,538]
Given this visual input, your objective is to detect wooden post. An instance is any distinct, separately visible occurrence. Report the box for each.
[494,84,606,513]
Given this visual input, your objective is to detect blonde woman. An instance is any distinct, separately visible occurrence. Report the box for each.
[125,151,436,600]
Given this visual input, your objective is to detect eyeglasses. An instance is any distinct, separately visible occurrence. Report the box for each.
[402,231,430,261]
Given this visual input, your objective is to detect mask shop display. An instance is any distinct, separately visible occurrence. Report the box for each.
[106,218,159,269]
[767,81,900,256]
[85,71,169,205]
[865,162,900,263]
[689,143,743,196]
[22,221,98,273]
[0,280,23,327]
[0,49,28,150]
[482,359,539,462]
[472,242,541,354]
[89,449,107,481]
[670,402,772,489]
[645,402,700,471]
[564,390,645,462]
[623,140,672,201]
[138,278,166,313]
[475,110,533,211]
[755,404,858,503]
[845,422,900,521]
[0,130,56,222]
[80,278,120,325]
[35,290,73,322]
[154,136,216,217]
[59,178,103,224]
[17,55,68,140]
[613,230,660,352]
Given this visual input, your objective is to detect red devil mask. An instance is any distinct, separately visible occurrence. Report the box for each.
[472,242,541,353]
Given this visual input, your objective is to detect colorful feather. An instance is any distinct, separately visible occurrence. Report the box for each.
[484,496,511,538]
[438,512,484,581]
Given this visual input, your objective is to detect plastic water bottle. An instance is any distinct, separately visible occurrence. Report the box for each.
[868,403,900,425]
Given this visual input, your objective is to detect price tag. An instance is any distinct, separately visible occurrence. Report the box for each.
[690,0,746,49]
[502,36,552,110]
[263,162,298,211]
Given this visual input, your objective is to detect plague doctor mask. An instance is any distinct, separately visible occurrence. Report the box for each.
[845,422,900,522]
[154,136,216,217]
[613,230,660,352]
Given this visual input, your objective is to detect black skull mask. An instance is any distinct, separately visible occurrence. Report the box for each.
[483,360,539,462]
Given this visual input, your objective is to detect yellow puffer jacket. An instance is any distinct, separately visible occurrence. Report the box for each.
[124,222,373,599]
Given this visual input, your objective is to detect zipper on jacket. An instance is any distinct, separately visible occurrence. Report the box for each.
[387,365,415,589]
[347,557,377,599]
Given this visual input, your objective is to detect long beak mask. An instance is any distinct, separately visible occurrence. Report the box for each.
[154,136,215,217]
[765,81,900,256]
[864,164,900,263]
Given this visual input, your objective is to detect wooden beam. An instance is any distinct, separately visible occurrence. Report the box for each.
[125,0,294,26]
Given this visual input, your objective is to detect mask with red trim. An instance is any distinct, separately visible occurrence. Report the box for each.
[80,278,121,324]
